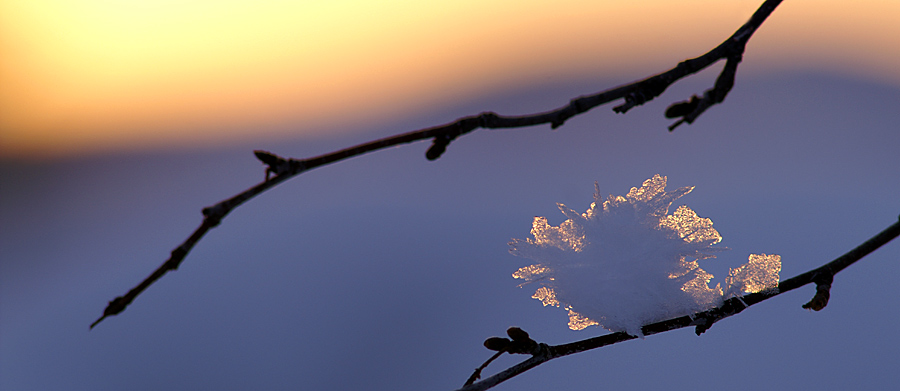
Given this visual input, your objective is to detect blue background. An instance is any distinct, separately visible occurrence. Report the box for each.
[2,71,899,390]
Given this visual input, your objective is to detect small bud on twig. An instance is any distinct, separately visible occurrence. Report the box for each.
[483,337,511,352]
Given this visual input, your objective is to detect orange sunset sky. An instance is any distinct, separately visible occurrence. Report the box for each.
[1,0,898,159]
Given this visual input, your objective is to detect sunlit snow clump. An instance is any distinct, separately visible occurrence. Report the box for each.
[509,175,780,336]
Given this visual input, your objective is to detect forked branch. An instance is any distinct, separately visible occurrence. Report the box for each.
[459,216,900,391]
[92,0,783,329]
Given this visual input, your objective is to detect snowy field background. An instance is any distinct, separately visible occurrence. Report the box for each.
[2,72,899,390]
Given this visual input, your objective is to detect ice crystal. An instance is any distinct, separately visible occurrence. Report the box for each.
[724,253,782,298]
[509,175,781,336]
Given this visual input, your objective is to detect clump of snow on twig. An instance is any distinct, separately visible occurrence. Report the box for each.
[509,174,780,336]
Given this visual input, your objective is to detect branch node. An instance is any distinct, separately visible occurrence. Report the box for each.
[289,159,307,175]
[802,273,834,311]
[466,327,548,387]
[612,96,636,114]
[692,296,748,335]
[201,203,226,227]
[505,326,541,355]
[666,53,743,131]
[614,77,669,115]
[479,111,500,127]
[426,115,487,160]
[464,350,504,387]
[169,245,189,266]
[571,97,587,114]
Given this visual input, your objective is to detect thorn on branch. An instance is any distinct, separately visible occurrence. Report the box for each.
[426,133,455,160]
[254,150,294,180]
[612,91,644,114]
[665,95,701,119]
[802,273,834,311]
[692,296,749,335]
[90,295,129,329]
[483,337,511,351]
[550,112,570,129]
[693,315,715,336]
[427,114,491,160]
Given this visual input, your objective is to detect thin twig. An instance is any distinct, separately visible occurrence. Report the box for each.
[457,216,900,391]
[92,0,782,328]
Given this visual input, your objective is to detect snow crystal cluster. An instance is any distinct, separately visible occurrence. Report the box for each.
[509,175,780,336]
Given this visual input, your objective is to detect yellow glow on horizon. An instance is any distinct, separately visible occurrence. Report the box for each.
[1,0,898,158]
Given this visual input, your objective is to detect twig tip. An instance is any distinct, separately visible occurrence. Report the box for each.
[89,316,106,330]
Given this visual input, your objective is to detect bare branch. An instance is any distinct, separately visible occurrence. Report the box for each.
[457,216,900,391]
[92,0,782,328]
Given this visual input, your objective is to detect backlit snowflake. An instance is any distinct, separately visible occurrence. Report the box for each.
[509,174,780,336]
